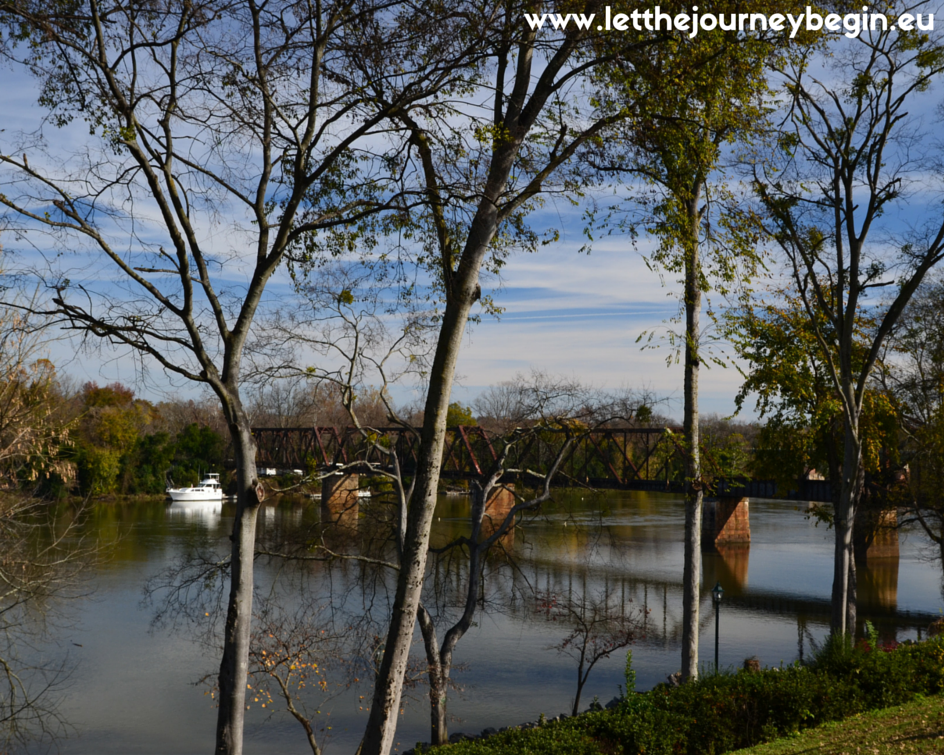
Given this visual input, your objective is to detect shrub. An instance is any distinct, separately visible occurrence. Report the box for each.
[423,635,944,755]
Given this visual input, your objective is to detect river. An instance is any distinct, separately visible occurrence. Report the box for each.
[24,490,943,754]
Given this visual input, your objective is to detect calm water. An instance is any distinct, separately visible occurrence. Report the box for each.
[28,491,943,754]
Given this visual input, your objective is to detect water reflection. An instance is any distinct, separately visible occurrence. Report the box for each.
[858,558,900,614]
[34,491,944,755]
[703,544,750,595]
[166,500,224,525]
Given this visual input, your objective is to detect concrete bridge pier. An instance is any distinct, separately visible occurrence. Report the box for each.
[702,495,751,547]
[854,507,899,563]
[481,484,515,542]
[321,472,359,529]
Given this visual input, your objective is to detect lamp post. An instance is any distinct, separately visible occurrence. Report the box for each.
[712,581,724,672]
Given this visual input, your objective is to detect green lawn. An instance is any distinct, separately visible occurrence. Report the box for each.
[731,694,944,755]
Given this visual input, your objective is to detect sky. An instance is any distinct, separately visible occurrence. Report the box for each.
[36,212,752,422]
[0,57,757,424]
[6,15,941,426]
[436,225,746,419]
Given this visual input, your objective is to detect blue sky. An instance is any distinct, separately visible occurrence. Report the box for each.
[40,216,751,421]
[13,23,942,425]
[444,227,747,418]
[2,59,759,422]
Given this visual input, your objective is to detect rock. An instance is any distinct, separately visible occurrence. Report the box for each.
[743,656,761,673]
[449,732,472,743]
[605,696,622,710]
[480,727,498,738]
[666,671,682,687]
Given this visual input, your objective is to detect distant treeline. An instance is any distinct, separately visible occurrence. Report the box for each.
[41,381,230,497]
[4,356,931,502]
[4,363,768,498]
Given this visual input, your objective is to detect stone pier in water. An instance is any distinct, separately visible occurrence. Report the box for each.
[702,495,751,547]
[321,472,359,528]
[482,484,515,541]
[854,507,900,563]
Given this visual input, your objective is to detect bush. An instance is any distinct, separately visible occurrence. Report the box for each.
[423,635,944,755]
[420,720,605,755]
[76,445,121,495]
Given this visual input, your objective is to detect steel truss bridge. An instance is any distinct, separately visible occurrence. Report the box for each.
[251,425,835,502]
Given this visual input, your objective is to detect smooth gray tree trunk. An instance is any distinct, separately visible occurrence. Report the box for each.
[417,484,488,745]
[360,265,485,755]
[417,605,449,746]
[831,415,862,636]
[215,409,262,755]
[681,199,703,682]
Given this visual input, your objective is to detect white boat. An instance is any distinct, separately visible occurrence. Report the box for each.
[166,473,224,503]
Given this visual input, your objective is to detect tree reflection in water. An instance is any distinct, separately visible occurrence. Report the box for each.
[0,496,94,752]
[66,491,944,753]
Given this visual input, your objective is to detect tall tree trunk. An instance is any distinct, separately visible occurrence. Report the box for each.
[215,416,261,755]
[681,199,703,682]
[417,483,487,746]
[360,268,483,755]
[831,415,862,636]
[573,648,589,716]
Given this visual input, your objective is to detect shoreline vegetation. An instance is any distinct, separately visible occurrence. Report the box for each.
[408,631,944,755]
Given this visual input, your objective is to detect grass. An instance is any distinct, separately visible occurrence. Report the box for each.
[731,694,944,755]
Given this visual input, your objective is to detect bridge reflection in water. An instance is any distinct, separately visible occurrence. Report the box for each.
[50,489,941,755]
[234,487,943,753]
[288,487,939,684]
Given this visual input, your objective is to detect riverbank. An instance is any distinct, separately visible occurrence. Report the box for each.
[409,633,944,755]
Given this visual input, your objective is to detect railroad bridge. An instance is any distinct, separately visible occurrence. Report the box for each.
[251,425,833,501]
[252,425,897,562]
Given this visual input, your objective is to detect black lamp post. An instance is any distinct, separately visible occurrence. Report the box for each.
[712,581,724,672]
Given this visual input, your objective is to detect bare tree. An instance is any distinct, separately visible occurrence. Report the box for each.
[0,305,75,488]
[0,311,90,748]
[243,597,358,755]
[880,274,944,562]
[0,2,500,752]
[256,272,650,746]
[473,370,593,433]
[153,396,229,440]
[417,421,579,746]
[539,589,642,716]
[751,3,944,635]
